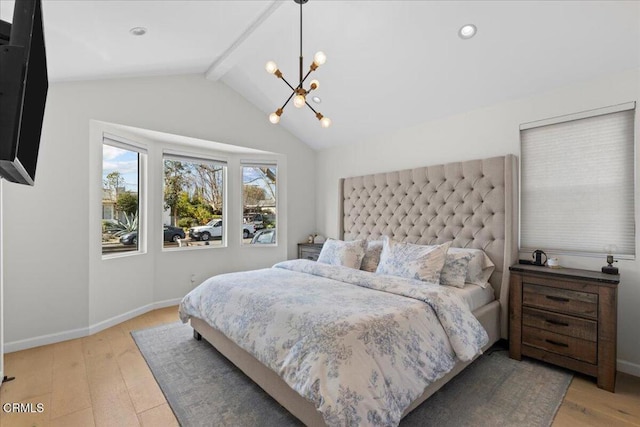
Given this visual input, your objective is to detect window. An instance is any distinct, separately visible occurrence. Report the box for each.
[242,163,277,244]
[520,102,635,258]
[163,153,226,249]
[102,136,145,255]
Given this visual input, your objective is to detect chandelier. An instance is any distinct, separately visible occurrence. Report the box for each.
[265,0,331,128]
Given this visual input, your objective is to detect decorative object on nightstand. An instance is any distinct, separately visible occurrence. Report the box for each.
[298,242,324,261]
[509,264,619,392]
[602,254,619,275]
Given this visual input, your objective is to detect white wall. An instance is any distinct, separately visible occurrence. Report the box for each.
[3,74,316,350]
[316,68,640,375]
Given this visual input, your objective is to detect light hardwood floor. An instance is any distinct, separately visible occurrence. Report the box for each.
[1,305,638,427]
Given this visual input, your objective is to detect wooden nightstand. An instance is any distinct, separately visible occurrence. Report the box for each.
[297,243,324,261]
[509,264,619,392]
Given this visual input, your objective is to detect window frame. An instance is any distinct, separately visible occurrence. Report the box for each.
[101,134,147,259]
[240,161,278,247]
[161,150,228,252]
[519,102,636,259]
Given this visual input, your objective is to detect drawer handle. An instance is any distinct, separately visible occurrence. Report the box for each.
[545,295,570,303]
[307,256,314,260]
[545,319,569,327]
[545,339,569,348]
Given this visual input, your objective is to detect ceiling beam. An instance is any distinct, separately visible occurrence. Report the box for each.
[205,0,282,81]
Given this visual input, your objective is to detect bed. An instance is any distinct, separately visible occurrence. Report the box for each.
[180,155,518,426]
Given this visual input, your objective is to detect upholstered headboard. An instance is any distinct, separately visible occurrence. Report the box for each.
[339,155,518,338]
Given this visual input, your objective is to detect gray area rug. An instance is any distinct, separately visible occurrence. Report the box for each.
[132,322,572,427]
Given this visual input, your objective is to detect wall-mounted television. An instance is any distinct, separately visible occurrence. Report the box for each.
[0,0,48,186]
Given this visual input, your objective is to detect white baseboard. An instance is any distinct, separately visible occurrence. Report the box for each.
[618,358,640,378]
[88,298,182,335]
[4,298,182,353]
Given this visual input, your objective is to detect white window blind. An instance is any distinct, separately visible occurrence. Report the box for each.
[520,104,635,257]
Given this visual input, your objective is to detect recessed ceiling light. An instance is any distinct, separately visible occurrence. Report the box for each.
[312,96,321,104]
[458,24,477,40]
[130,27,147,36]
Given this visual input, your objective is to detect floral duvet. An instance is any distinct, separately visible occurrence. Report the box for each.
[179,260,488,427]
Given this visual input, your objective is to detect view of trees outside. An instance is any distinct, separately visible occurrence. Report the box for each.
[102,150,278,253]
[242,165,277,244]
[101,144,140,254]
[163,158,226,248]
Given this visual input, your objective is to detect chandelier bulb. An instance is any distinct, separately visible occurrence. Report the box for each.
[293,94,306,108]
[313,51,327,66]
[269,112,280,124]
[268,108,283,124]
[309,79,320,90]
[265,61,279,75]
[320,116,332,128]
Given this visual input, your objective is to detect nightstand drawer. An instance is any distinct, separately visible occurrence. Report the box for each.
[299,248,320,261]
[523,326,597,364]
[523,307,597,342]
[523,283,597,319]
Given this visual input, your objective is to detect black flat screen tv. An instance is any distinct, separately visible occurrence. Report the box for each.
[0,0,48,185]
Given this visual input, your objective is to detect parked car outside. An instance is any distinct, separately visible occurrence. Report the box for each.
[250,228,276,244]
[189,219,255,241]
[119,225,185,245]
[244,213,264,230]
[163,225,186,242]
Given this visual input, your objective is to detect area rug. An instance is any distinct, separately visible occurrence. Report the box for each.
[132,322,572,427]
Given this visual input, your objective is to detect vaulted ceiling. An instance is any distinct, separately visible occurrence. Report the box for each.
[1,0,638,150]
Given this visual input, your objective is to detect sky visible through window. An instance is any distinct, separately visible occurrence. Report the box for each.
[103,145,139,192]
[243,166,275,197]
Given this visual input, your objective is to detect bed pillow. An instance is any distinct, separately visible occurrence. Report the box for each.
[440,251,474,288]
[376,237,451,283]
[317,238,367,269]
[360,240,384,272]
[447,247,495,288]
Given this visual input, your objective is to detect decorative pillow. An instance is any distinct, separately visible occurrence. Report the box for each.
[317,238,367,269]
[447,247,495,288]
[360,240,383,273]
[440,251,474,288]
[376,237,451,283]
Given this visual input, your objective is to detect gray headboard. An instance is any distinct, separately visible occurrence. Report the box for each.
[339,155,518,338]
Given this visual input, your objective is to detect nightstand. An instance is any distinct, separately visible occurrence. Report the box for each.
[297,243,324,261]
[509,264,619,392]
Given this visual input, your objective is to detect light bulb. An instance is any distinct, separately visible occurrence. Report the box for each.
[309,79,320,90]
[313,51,327,66]
[320,117,331,128]
[265,61,278,74]
[293,94,306,108]
[269,112,280,124]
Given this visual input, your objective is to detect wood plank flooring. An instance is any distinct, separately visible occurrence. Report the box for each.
[1,305,638,426]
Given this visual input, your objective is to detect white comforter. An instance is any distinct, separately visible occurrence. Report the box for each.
[179,260,488,427]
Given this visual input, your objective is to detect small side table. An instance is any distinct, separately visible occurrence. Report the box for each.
[297,243,324,261]
[509,264,619,392]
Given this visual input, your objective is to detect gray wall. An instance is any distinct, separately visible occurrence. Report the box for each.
[2,74,316,349]
[316,68,640,376]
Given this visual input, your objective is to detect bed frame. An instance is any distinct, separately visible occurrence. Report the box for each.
[192,154,518,426]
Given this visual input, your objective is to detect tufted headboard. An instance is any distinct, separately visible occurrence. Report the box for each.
[339,155,518,338]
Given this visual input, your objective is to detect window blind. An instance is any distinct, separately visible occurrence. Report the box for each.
[163,152,227,167]
[520,105,635,257]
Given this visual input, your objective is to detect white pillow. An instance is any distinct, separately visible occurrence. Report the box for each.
[376,236,451,283]
[360,240,383,273]
[440,251,474,288]
[447,247,495,288]
[317,238,367,269]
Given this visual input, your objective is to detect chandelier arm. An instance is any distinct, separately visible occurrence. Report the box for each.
[279,75,297,92]
[300,69,314,88]
[304,101,319,114]
[281,91,296,110]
